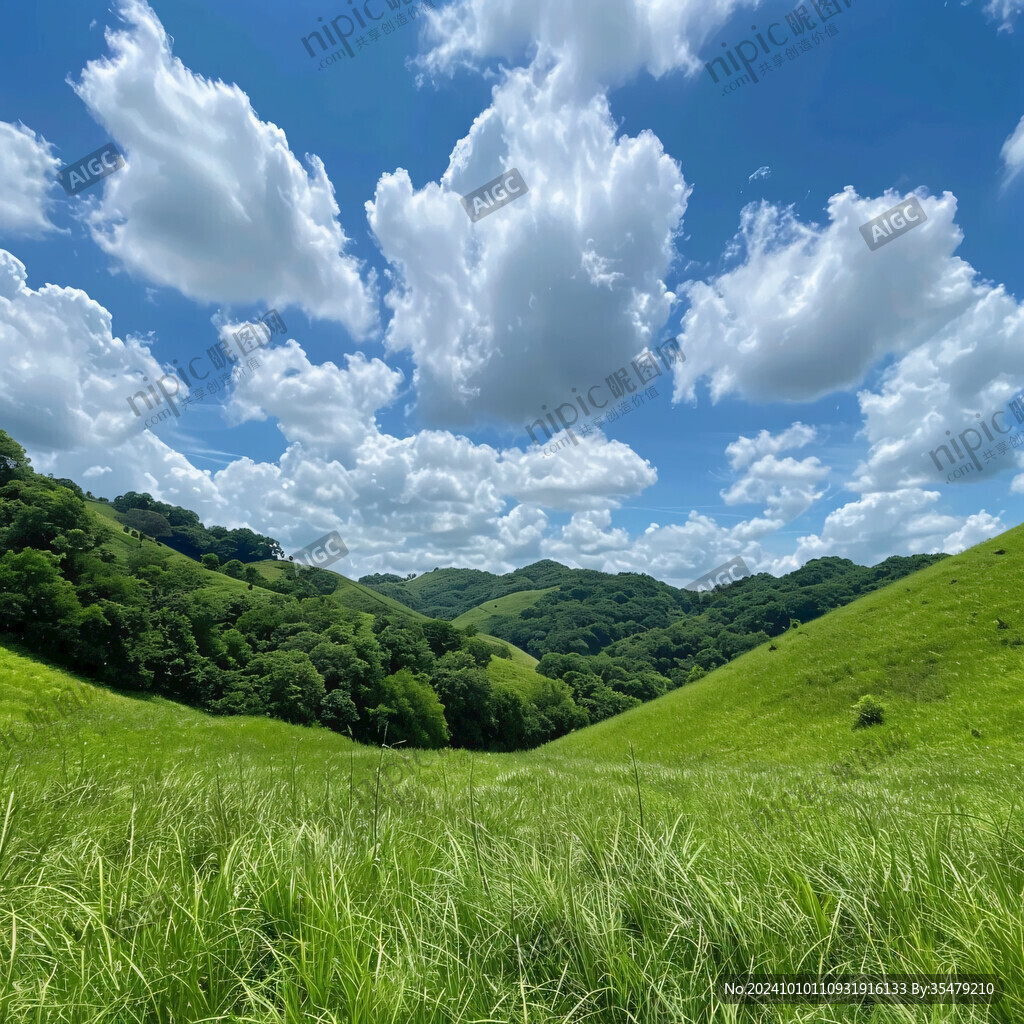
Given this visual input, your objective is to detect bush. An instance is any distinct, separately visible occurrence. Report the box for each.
[852,693,885,729]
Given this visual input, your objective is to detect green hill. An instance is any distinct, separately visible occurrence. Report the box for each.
[452,587,557,633]
[547,529,1022,770]
[0,523,1021,1019]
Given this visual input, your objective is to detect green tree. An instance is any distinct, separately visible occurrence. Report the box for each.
[0,430,31,483]
[120,509,173,539]
[421,619,464,658]
[364,669,449,748]
[320,688,359,731]
[0,548,82,648]
[246,650,325,725]
[430,650,493,748]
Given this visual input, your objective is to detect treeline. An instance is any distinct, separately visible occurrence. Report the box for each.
[358,566,542,618]
[533,554,947,704]
[0,425,948,748]
[359,544,946,722]
[111,491,283,564]
[0,430,580,751]
[364,556,945,668]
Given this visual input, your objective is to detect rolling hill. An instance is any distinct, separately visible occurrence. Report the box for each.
[451,587,557,634]
[0,525,1020,1019]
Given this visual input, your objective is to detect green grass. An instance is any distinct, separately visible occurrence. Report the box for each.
[1,527,1022,1021]
[452,587,558,633]
[486,653,547,696]
[482,635,538,668]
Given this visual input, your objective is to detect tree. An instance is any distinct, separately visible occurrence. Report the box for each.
[377,624,434,676]
[320,688,359,731]
[0,548,82,648]
[120,509,173,539]
[421,619,464,658]
[487,686,542,751]
[0,430,31,483]
[430,650,493,748]
[363,669,449,748]
[246,650,325,725]
[201,553,220,570]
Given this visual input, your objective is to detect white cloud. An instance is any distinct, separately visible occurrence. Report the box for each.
[415,0,755,94]
[673,188,975,406]
[0,247,171,453]
[0,122,63,237]
[720,453,829,523]
[748,165,771,182]
[68,0,377,337]
[999,114,1024,188]
[773,490,1003,574]
[3,0,1008,583]
[725,422,817,470]
[367,67,687,432]
[851,288,1024,493]
[984,0,1024,31]
[225,341,406,464]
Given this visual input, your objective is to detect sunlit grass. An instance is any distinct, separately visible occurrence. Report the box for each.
[2,524,1023,1021]
[0,669,1019,1022]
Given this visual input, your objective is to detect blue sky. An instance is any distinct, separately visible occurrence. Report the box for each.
[1,0,1023,585]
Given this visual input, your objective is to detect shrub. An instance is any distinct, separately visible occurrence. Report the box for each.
[852,693,885,729]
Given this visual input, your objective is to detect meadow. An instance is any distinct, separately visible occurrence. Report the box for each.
[0,527,1021,1021]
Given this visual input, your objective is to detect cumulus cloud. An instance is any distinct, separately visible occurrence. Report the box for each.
[68,0,377,336]
[0,247,173,453]
[999,114,1024,188]
[0,246,666,576]
[0,122,63,237]
[414,0,755,94]
[984,0,1024,31]
[725,423,817,470]
[775,492,1004,573]
[851,287,1024,493]
[367,67,687,432]
[667,182,1024,497]
[2,0,1004,581]
[721,454,829,524]
[673,188,977,407]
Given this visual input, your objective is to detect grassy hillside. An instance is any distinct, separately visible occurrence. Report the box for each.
[546,528,1022,770]
[0,528,1021,1020]
[452,586,557,633]
[486,653,549,697]
[86,498,539,667]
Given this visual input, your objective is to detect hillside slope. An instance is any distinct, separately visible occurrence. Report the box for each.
[0,527,1022,1020]
[451,587,557,633]
[546,527,1023,771]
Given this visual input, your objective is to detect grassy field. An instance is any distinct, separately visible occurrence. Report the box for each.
[452,587,559,634]
[0,528,1021,1021]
